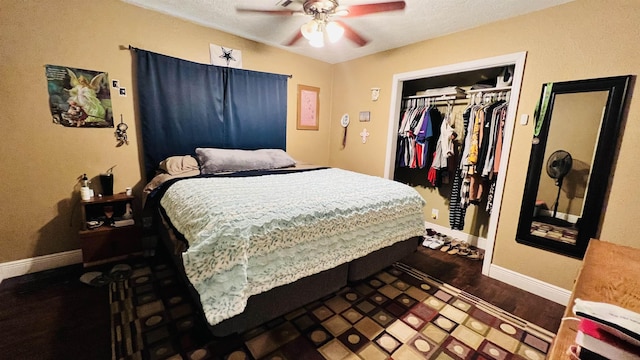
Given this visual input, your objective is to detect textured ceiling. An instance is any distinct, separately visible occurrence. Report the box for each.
[122,0,573,64]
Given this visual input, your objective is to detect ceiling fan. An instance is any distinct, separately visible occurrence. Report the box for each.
[236,0,406,48]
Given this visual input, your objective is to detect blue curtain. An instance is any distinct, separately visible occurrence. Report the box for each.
[134,49,288,180]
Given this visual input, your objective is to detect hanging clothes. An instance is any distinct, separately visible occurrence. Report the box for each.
[456,92,509,210]
[449,105,471,230]
[396,102,443,172]
[429,103,457,186]
[431,105,456,170]
[396,101,423,168]
[397,89,510,230]
[485,103,508,213]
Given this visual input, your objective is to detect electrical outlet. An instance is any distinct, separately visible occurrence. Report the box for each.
[431,208,439,220]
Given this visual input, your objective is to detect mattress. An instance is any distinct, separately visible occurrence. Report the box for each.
[159,167,425,325]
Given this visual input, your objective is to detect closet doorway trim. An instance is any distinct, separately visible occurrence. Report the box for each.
[383,51,527,276]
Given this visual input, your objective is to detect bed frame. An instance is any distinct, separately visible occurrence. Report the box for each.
[153,207,420,336]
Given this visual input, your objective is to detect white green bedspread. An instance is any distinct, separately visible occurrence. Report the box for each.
[160,168,425,325]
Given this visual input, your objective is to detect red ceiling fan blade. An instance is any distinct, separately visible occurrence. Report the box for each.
[236,8,298,16]
[285,30,304,46]
[341,1,406,18]
[335,21,369,47]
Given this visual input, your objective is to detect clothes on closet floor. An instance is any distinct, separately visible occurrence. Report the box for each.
[396,102,443,171]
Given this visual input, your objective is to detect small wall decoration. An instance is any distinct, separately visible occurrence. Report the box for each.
[115,114,129,147]
[297,84,320,130]
[45,65,113,128]
[340,113,350,148]
[359,111,371,122]
[360,128,370,143]
[210,44,243,68]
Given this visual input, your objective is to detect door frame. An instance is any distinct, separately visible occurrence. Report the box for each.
[383,51,527,275]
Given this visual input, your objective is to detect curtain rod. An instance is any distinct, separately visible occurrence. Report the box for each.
[125,45,293,79]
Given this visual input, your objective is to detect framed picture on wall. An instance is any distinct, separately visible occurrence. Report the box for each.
[297,84,319,130]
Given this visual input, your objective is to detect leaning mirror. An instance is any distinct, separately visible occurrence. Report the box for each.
[516,75,631,258]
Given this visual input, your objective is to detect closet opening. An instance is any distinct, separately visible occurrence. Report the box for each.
[383,52,527,276]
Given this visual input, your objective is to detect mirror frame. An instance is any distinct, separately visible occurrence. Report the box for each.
[516,75,632,258]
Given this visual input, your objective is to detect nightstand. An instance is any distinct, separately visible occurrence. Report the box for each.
[79,193,142,267]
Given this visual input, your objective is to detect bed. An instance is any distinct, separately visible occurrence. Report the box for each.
[143,149,426,336]
[133,52,426,336]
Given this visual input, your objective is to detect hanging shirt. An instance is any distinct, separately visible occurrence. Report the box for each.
[431,116,455,170]
[476,101,504,174]
[482,103,508,177]
[467,106,485,169]
[458,106,475,172]
[415,108,432,168]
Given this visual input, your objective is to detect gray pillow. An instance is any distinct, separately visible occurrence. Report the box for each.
[196,148,296,174]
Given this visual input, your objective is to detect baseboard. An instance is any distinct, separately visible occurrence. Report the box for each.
[488,263,571,306]
[424,221,487,250]
[0,250,83,283]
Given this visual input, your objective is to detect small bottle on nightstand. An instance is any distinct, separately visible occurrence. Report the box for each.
[80,174,91,201]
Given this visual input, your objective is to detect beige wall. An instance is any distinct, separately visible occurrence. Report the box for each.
[2,0,639,292]
[0,0,332,262]
[330,0,639,289]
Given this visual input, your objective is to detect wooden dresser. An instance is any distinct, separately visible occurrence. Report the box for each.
[548,240,640,358]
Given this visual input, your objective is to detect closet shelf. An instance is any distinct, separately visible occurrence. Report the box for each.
[404,86,511,101]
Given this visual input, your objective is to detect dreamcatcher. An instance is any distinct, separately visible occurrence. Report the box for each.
[115,114,129,147]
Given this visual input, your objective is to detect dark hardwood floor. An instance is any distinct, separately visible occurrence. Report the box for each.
[0,264,111,360]
[402,245,566,333]
[0,245,566,359]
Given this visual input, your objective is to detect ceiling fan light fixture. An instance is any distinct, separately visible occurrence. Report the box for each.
[302,20,325,47]
[301,19,322,40]
[325,21,344,43]
[300,16,343,47]
[309,37,325,48]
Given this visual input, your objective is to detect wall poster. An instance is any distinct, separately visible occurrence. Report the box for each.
[45,65,113,128]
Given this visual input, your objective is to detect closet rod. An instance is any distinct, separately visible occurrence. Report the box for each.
[466,86,511,94]
[402,94,464,101]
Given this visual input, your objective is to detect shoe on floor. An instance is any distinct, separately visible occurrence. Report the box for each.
[79,271,111,287]
[441,239,460,253]
[422,237,434,248]
[467,249,484,261]
[109,264,133,281]
[428,237,445,250]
